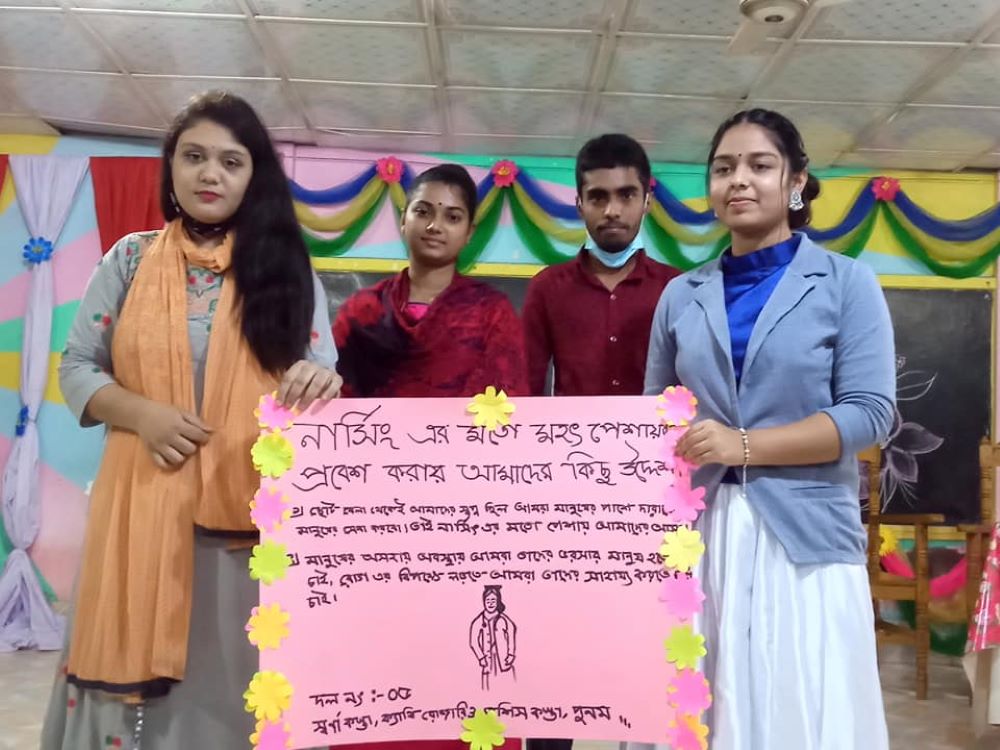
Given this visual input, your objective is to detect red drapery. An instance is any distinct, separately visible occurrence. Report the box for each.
[0,154,9,198]
[89,157,164,254]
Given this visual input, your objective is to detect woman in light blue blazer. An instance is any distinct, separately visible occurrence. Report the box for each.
[637,109,894,750]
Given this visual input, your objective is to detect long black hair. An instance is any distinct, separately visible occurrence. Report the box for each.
[706,108,821,229]
[160,90,313,373]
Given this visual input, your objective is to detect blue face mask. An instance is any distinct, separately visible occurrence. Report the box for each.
[584,232,643,269]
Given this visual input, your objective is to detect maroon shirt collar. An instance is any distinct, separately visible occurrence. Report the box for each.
[573,248,653,291]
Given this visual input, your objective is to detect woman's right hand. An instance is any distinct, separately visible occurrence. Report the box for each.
[135,400,213,470]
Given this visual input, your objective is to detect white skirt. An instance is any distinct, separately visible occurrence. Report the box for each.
[624,484,889,750]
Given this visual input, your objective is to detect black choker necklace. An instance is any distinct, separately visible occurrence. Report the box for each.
[180,211,233,239]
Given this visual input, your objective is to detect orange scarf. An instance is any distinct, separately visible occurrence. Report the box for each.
[66,220,276,696]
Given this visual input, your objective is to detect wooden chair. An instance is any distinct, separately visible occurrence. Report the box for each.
[860,445,944,700]
[959,439,1000,625]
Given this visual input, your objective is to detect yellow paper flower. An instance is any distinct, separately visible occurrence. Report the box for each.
[664,625,706,670]
[659,527,705,573]
[249,541,291,585]
[243,671,293,722]
[246,604,291,651]
[460,708,507,750]
[466,386,516,432]
[879,525,899,557]
[252,432,294,478]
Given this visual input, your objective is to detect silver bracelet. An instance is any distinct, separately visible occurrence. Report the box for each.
[738,427,750,488]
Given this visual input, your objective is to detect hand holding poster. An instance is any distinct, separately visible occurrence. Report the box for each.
[243,389,710,749]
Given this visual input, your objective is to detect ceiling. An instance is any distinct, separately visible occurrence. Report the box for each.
[0,0,999,171]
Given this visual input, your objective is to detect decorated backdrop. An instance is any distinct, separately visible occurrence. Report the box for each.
[0,133,998,614]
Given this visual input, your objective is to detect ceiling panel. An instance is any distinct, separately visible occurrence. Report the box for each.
[440,0,609,30]
[249,0,422,22]
[0,1,995,171]
[966,152,1000,169]
[266,21,433,84]
[837,149,972,171]
[450,134,580,157]
[607,37,776,98]
[592,96,737,160]
[140,77,305,128]
[806,0,999,43]
[0,70,163,127]
[0,77,29,114]
[747,100,890,162]
[313,131,447,153]
[915,48,1000,107]
[864,105,1000,154]
[91,15,270,77]
[626,0,742,36]
[295,82,441,133]
[449,89,584,136]
[756,43,951,103]
[52,120,165,138]
[72,0,239,11]
[441,30,595,89]
[0,114,60,134]
[0,10,116,72]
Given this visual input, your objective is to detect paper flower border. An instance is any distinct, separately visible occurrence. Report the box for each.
[667,713,710,750]
[655,386,711,747]
[250,718,292,750]
[466,386,516,432]
[657,385,698,427]
[252,431,295,478]
[249,540,292,585]
[663,480,706,525]
[244,670,293,723]
[668,669,713,715]
[246,603,291,651]
[664,625,706,671]
[251,485,292,533]
[658,575,705,622]
[460,708,507,750]
[659,526,705,574]
[255,392,298,432]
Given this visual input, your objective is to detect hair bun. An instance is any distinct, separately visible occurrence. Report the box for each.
[802,172,821,201]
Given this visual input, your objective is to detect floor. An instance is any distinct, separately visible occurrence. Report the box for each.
[2,645,999,749]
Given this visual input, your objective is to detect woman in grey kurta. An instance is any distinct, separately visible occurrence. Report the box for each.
[42,92,338,750]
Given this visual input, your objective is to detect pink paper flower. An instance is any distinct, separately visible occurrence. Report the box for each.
[667,715,709,750]
[663,480,706,524]
[658,575,705,622]
[668,670,712,715]
[871,176,900,202]
[251,719,292,750]
[491,160,519,188]
[662,428,684,469]
[255,392,297,432]
[657,386,698,427]
[376,156,404,184]
[250,486,291,533]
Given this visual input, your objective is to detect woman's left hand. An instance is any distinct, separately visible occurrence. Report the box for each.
[277,360,342,410]
[676,419,744,467]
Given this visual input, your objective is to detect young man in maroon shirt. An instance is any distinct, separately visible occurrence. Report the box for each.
[523,134,679,400]
[522,138,679,750]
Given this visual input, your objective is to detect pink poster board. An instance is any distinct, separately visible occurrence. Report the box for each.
[244,392,710,749]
